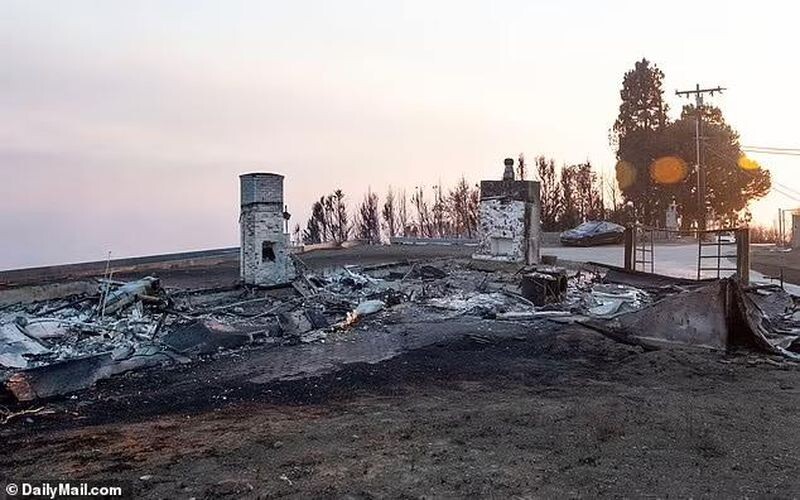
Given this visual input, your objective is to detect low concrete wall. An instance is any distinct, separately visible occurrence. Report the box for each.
[0,248,239,287]
[540,232,561,247]
[0,281,99,307]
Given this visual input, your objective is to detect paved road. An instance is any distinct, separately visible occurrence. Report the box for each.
[547,243,797,292]
[547,244,701,278]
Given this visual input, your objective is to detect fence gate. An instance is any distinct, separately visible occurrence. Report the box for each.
[634,227,654,273]
[624,226,750,284]
[623,225,655,273]
[696,228,750,283]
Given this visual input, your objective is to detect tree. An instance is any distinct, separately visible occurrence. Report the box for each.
[612,58,671,225]
[332,189,349,242]
[432,184,447,237]
[356,189,381,243]
[517,153,526,180]
[303,190,350,244]
[322,195,335,240]
[573,162,603,221]
[302,200,325,244]
[612,58,669,138]
[398,188,410,237]
[447,176,478,238]
[535,156,561,230]
[559,165,580,228]
[411,186,433,237]
[468,185,480,235]
[665,105,771,228]
[382,187,398,238]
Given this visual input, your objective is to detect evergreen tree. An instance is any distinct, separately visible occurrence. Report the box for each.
[612,58,671,225]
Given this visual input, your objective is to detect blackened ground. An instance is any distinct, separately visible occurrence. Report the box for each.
[1,322,798,498]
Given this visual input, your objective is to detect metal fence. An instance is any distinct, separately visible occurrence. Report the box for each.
[624,225,750,284]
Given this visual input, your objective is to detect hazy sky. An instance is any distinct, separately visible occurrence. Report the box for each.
[2,0,799,269]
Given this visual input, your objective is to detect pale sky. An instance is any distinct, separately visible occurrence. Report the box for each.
[2,0,799,269]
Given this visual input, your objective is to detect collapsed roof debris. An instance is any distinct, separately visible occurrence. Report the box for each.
[2,252,800,403]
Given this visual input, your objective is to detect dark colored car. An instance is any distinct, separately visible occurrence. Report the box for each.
[559,221,626,247]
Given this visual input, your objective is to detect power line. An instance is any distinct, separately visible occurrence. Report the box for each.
[743,145,800,153]
[772,186,800,203]
[675,84,726,231]
[703,143,800,200]
[774,182,800,198]
[743,148,800,157]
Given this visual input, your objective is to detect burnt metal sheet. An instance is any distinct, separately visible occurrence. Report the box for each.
[582,280,730,351]
[5,351,172,401]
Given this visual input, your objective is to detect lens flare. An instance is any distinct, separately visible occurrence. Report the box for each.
[738,155,761,171]
[650,156,688,184]
[615,160,636,189]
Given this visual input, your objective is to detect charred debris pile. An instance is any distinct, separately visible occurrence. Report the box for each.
[2,256,800,404]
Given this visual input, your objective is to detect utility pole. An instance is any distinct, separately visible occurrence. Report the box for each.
[675,84,726,232]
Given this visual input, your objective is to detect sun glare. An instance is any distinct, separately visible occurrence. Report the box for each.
[615,160,636,189]
[738,155,761,171]
[650,156,688,184]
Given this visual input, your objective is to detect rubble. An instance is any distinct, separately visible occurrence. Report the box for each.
[6,350,174,401]
[99,276,163,315]
[586,283,650,318]
[160,319,262,355]
[584,280,729,350]
[3,251,800,402]
[0,322,49,368]
[520,267,567,306]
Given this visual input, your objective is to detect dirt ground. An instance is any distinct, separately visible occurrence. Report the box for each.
[1,319,798,498]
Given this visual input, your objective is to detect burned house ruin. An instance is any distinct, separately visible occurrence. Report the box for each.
[240,173,296,285]
[472,158,541,265]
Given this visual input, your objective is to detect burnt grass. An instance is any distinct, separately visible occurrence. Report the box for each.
[2,323,799,498]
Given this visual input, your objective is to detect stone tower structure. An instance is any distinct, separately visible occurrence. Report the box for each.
[239,173,296,285]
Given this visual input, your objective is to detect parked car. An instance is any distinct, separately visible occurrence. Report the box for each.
[716,232,735,243]
[559,221,626,247]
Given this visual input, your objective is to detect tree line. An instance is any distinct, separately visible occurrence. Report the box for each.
[298,157,624,245]
[298,177,482,245]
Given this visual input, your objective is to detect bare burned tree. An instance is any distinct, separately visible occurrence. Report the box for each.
[398,188,410,236]
[332,189,349,243]
[322,195,335,241]
[447,176,479,238]
[356,189,381,244]
[536,156,561,231]
[304,190,350,244]
[305,160,618,244]
[382,187,398,238]
[432,184,447,237]
[411,186,433,237]
[573,162,603,221]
